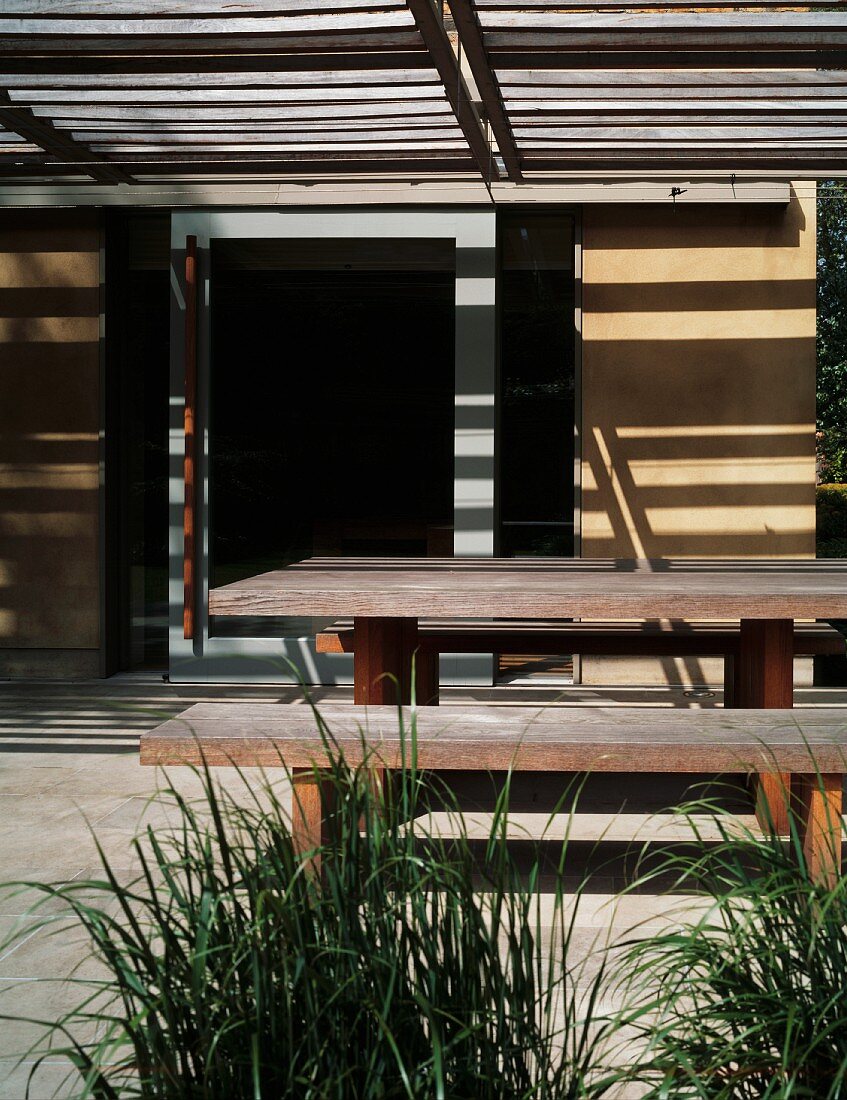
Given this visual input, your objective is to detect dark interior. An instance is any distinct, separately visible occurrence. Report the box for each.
[499,215,577,560]
[209,239,456,596]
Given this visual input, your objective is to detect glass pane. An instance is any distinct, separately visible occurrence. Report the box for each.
[498,215,577,684]
[208,238,456,638]
[107,213,170,670]
[499,215,576,558]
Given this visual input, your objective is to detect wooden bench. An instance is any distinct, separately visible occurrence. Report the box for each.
[315,620,846,704]
[141,702,847,883]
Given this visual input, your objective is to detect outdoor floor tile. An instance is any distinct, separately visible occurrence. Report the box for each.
[0,918,104,982]
[0,978,99,1061]
[0,1057,78,1100]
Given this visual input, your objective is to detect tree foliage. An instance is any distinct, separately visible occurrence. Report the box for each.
[818,181,847,482]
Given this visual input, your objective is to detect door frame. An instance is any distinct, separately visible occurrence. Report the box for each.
[168,207,497,684]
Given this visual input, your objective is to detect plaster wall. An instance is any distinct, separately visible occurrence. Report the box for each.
[0,211,101,678]
[580,184,817,687]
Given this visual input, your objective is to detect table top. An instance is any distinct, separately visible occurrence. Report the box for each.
[209,557,847,620]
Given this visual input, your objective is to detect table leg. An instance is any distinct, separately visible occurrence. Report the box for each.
[737,619,794,834]
[353,616,437,705]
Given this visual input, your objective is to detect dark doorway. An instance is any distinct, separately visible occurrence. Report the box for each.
[104,213,170,672]
[208,238,456,637]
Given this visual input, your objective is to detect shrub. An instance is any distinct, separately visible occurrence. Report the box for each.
[1,710,621,1099]
[817,483,847,557]
[619,795,847,1099]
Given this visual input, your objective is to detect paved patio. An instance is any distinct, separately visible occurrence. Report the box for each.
[1,674,846,1098]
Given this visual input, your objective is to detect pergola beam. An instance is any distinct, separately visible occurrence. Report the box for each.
[407,0,498,181]
[0,91,133,183]
[447,0,520,180]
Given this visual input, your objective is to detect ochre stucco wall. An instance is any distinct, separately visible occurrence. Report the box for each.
[0,211,101,677]
[580,185,817,685]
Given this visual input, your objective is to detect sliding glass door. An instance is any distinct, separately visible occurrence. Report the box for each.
[168,209,496,683]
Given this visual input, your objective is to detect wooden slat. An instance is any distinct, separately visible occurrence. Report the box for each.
[0,51,434,76]
[14,85,445,102]
[505,92,847,107]
[478,0,831,7]
[13,154,478,174]
[512,105,847,119]
[0,67,439,88]
[0,12,417,35]
[183,234,197,641]
[496,70,847,89]
[140,702,847,774]
[104,147,476,160]
[518,158,847,171]
[0,32,423,55]
[37,102,455,119]
[0,1,408,12]
[513,126,847,139]
[497,73,844,92]
[510,118,847,130]
[478,12,847,48]
[209,558,847,622]
[78,129,465,145]
[69,119,463,133]
[492,51,847,71]
[93,140,470,153]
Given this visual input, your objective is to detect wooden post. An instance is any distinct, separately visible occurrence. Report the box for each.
[353,616,431,705]
[794,773,843,886]
[183,234,198,640]
[737,619,794,834]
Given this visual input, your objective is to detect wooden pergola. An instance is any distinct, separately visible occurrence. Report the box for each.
[0,1,845,185]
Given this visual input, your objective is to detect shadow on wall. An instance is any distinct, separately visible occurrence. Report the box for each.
[581,191,816,563]
[0,212,101,665]
[580,191,817,687]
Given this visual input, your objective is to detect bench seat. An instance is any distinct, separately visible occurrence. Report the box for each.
[315,619,845,658]
[316,621,845,706]
[141,702,847,881]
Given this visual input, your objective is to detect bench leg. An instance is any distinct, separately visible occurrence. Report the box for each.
[738,619,794,834]
[291,769,336,875]
[794,773,843,887]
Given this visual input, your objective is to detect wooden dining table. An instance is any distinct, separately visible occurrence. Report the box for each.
[210,556,847,708]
